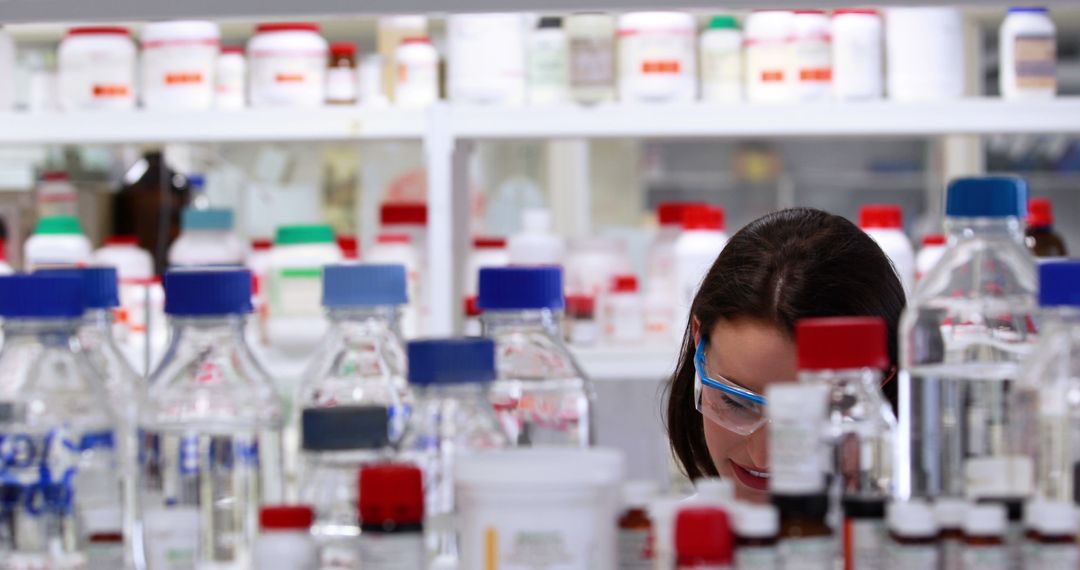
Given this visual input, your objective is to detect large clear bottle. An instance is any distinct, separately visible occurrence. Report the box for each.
[398,338,509,564]
[138,269,283,569]
[40,266,144,569]
[897,176,1038,500]
[0,274,120,569]
[477,266,593,446]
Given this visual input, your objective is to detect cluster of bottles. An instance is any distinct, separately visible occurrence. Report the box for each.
[0,260,594,569]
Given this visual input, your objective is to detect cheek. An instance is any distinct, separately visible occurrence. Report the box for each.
[702,419,738,478]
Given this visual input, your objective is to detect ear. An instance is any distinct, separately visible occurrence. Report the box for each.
[691,316,702,346]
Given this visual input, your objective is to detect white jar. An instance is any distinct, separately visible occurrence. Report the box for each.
[447,13,528,105]
[168,208,246,267]
[674,205,727,327]
[792,10,832,101]
[1000,7,1056,99]
[617,12,697,103]
[267,224,343,354]
[254,507,319,570]
[215,46,246,109]
[0,27,14,111]
[699,16,743,103]
[832,9,883,100]
[507,208,564,266]
[141,21,220,110]
[567,13,617,104]
[885,8,965,101]
[528,17,570,105]
[602,275,644,345]
[466,236,509,298]
[95,236,154,282]
[24,215,93,270]
[859,204,915,296]
[915,234,946,283]
[744,11,796,103]
[58,27,137,111]
[359,54,389,106]
[366,233,422,338]
[395,37,439,107]
[248,22,327,108]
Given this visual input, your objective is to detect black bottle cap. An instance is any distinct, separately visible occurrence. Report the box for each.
[842,497,887,519]
[538,16,563,29]
[301,406,390,451]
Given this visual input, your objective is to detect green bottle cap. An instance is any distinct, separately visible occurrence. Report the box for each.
[35,215,84,235]
[708,15,739,30]
[275,224,335,245]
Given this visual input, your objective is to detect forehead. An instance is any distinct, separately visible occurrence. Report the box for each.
[705,318,797,393]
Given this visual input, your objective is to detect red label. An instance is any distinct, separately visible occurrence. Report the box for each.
[165,71,204,85]
[799,67,832,82]
[761,70,785,82]
[92,84,131,97]
[641,60,682,74]
[275,73,306,83]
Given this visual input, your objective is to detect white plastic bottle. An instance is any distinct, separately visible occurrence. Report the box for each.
[602,274,644,345]
[140,20,220,110]
[793,10,832,101]
[566,13,617,104]
[95,236,154,283]
[266,224,343,353]
[915,234,946,283]
[447,13,528,105]
[699,16,743,103]
[216,46,247,109]
[507,208,565,266]
[395,37,439,107]
[617,12,697,103]
[36,171,78,218]
[248,22,328,108]
[366,234,422,338]
[24,215,93,270]
[860,204,915,296]
[0,27,13,111]
[832,9,883,100]
[94,235,155,350]
[58,27,137,111]
[528,17,570,105]
[466,236,509,299]
[168,208,246,267]
[1000,7,1056,99]
[885,8,965,101]
[674,205,727,324]
[646,203,689,342]
[744,10,795,103]
[254,506,319,570]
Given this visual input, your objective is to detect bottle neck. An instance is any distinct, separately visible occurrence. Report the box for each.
[168,314,249,347]
[82,308,115,331]
[945,216,1025,244]
[798,367,884,393]
[481,308,563,337]
[3,317,79,340]
[414,381,492,401]
[327,306,402,335]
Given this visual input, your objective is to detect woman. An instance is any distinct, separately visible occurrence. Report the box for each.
[666,208,906,502]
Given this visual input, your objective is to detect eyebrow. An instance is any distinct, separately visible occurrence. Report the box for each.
[702,348,762,395]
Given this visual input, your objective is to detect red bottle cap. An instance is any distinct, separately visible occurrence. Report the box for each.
[464,295,481,317]
[565,295,596,318]
[833,8,880,16]
[859,204,903,230]
[921,234,946,247]
[67,26,130,37]
[261,505,315,530]
[330,42,357,57]
[1028,198,1053,228]
[473,236,507,249]
[682,205,725,231]
[105,235,139,246]
[41,171,69,182]
[796,316,889,371]
[221,45,245,55]
[381,202,427,225]
[611,274,638,293]
[256,22,321,34]
[359,463,424,525]
[658,202,699,226]
[251,238,273,251]
[337,235,359,259]
[377,233,411,245]
[675,507,734,565]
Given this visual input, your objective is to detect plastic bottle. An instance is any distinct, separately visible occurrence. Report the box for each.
[254,506,319,570]
[897,176,1038,500]
[359,53,389,106]
[0,240,12,275]
[358,463,426,570]
[394,37,439,107]
[36,171,78,218]
[859,204,915,296]
[140,21,220,110]
[767,382,833,570]
[95,236,154,283]
[567,13,617,104]
[378,15,429,103]
[675,507,734,569]
[933,498,968,570]
[792,10,832,101]
[674,205,727,331]
[885,8,965,101]
[138,269,284,569]
[617,12,697,103]
[326,42,359,105]
[528,17,570,104]
[466,236,509,299]
[168,208,246,267]
[25,215,93,270]
[744,10,796,103]
[445,14,527,105]
[960,503,1008,570]
[1024,500,1078,568]
[732,503,780,570]
[186,173,210,210]
[58,27,137,111]
[399,338,508,564]
[646,202,692,342]
[796,317,896,570]
[565,294,598,347]
[914,234,946,283]
[886,500,939,570]
[478,266,593,447]
[565,236,631,300]
[266,224,343,353]
[248,23,328,108]
[649,497,684,570]
[832,9,883,100]
[366,234,422,338]
[215,46,247,110]
[0,26,13,111]
[700,16,743,103]
[999,7,1056,100]
[618,480,657,570]
[507,208,565,266]
[603,274,645,345]
[0,274,119,569]
[1025,197,1067,258]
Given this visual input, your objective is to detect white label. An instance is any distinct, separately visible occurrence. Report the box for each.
[396,60,438,106]
[269,268,324,318]
[86,541,125,570]
[847,519,885,570]
[617,528,650,569]
[249,51,326,107]
[745,40,793,102]
[618,30,695,101]
[886,542,938,570]
[961,545,1009,570]
[59,48,135,110]
[735,545,780,569]
[142,43,217,108]
[326,67,358,103]
[701,45,741,102]
[778,537,834,570]
[358,532,424,570]
[1013,34,1056,90]
[769,419,825,493]
[143,506,200,570]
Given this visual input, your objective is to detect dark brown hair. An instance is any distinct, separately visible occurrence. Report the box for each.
[665,208,906,480]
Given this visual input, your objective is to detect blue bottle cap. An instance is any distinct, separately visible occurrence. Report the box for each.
[476,266,564,311]
[1007,7,1048,13]
[301,406,390,451]
[163,268,252,316]
[323,264,408,308]
[407,338,496,386]
[0,274,84,319]
[181,208,234,231]
[945,176,1028,218]
[1039,260,1080,307]
[36,266,120,310]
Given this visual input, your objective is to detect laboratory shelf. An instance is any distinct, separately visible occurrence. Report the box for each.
[0,107,426,145]
[571,345,680,382]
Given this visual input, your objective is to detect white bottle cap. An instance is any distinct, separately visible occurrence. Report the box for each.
[887,500,939,538]
[963,503,1007,537]
[933,498,969,529]
[522,208,552,233]
[1031,501,1078,536]
[1023,498,1044,530]
[733,503,779,539]
[694,477,734,505]
[622,480,659,509]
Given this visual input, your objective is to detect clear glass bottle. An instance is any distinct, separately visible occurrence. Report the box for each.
[477,266,593,447]
[796,317,896,570]
[39,266,144,569]
[138,268,283,569]
[885,500,939,570]
[399,337,509,564]
[0,274,119,569]
[897,176,1038,500]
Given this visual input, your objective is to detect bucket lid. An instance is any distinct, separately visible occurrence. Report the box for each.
[455,447,624,487]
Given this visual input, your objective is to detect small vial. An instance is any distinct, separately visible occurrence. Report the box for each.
[933,498,967,570]
[619,481,657,569]
[732,503,780,570]
[359,463,425,570]
[566,294,597,347]
[254,506,319,570]
[1024,500,1078,569]
[886,500,939,570]
[675,506,734,569]
[961,503,1008,570]
[326,42,358,105]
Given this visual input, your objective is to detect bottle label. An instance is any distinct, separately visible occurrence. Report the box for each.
[844,518,885,570]
[794,39,831,100]
[396,60,438,104]
[569,37,614,89]
[358,532,424,570]
[528,42,569,97]
[887,541,938,569]
[735,545,780,569]
[618,527,650,568]
[1013,34,1056,90]
[778,536,834,570]
[961,544,1009,570]
[269,267,325,318]
[86,540,126,570]
[143,505,200,569]
[701,45,742,102]
[1026,543,1079,570]
[745,40,793,101]
[326,67,358,103]
[61,49,134,107]
[0,428,113,518]
[142,42,217,95]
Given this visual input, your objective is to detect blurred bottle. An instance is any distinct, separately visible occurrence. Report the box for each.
[507,208,564,266]
[1025,198,1067,258]
[110,151,189,275]
[674,205,727,332]
[646,203,693,342]
[859,204,915,295]
[36,171,79,218]
[186,173,210,210]
[367,234,422,338]
[675,507,734,569]
[138,269,283,569]
[914,234,946,283]
[358,463,426,570]
[24,215,93,270]
[0,274,120,569]
[168,208,246,267]
[478,266,593,447]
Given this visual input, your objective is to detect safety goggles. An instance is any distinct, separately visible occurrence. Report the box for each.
[693,339,768,436]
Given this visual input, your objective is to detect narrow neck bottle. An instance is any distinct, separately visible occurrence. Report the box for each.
[328,305,402,336]
[481,308,563,339]
[945,215,1026,245]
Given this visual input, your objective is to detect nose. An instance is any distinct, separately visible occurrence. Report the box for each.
[746,424,769,469]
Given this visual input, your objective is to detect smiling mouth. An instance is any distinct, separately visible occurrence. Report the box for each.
[730,460,770,492]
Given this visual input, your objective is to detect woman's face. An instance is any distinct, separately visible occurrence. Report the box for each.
[696,317,797,503]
